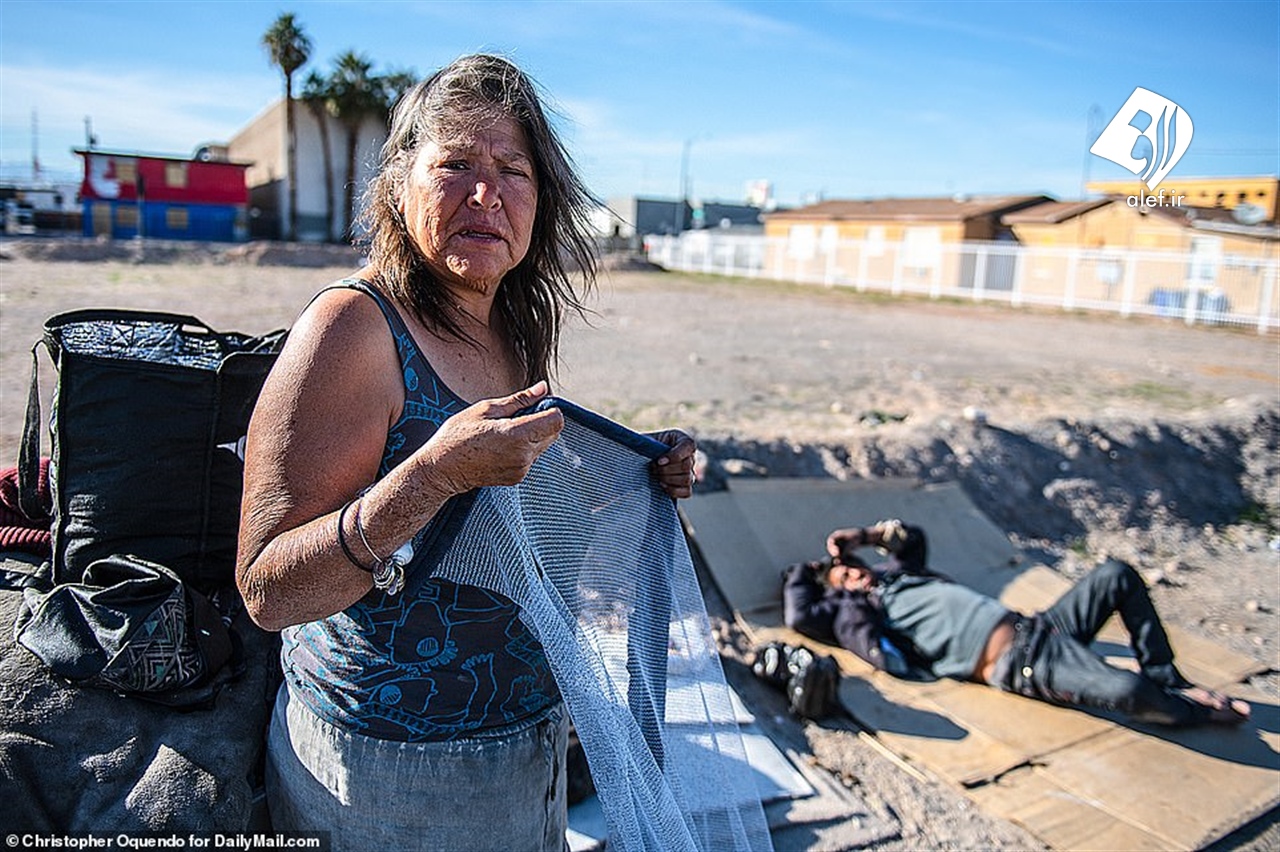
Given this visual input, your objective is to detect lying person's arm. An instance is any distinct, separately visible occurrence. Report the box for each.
[782,561,841,645]
[831,594,910,676]
[783,562,910,676]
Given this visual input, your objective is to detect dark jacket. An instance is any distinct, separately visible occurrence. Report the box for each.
[781,524,938,679]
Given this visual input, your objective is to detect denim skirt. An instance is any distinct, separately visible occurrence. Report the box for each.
[266,684,569,851]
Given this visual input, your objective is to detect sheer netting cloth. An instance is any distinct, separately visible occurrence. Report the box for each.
[414,398,773,852]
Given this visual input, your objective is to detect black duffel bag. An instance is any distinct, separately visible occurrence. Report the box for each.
[18,309,285,592]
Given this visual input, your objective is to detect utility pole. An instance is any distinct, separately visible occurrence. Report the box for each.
[677,138,691,233]
[1080,104,1103,197]
[31,110,40,182]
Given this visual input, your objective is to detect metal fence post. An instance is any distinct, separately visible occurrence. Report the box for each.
[1011,247,1024,308]
[972,245,987,302]
[1120,255,1137,317]
[1064,248,1078,311]
[1260,260,1277,334]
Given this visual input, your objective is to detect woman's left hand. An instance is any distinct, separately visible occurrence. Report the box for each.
[649,430,697,499]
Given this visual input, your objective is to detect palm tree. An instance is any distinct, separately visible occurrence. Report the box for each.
[326,51,384,241]
[261,13,311,241]
[300,71,336,242]
[381,68,419,115]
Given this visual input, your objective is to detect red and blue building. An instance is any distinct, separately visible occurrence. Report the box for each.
[74,149,250,242]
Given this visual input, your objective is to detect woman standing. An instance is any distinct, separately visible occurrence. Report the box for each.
[236,54,696,850]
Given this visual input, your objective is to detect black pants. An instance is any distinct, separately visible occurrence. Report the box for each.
[998,559,1205,726]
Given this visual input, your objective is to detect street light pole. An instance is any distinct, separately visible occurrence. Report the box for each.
[677,138,691,233]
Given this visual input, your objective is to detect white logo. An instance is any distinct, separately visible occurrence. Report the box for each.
[1090,87,1193,191]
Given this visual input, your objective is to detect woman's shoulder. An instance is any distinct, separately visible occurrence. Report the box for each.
[274,278,400,380]
[299,276,388,333]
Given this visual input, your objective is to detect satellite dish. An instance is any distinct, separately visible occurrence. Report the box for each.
[1233,202,1267,226]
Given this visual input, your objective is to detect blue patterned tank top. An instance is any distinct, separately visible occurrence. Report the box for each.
[279,280,559,741]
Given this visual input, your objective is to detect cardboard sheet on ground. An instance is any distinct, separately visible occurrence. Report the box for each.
[567,685,896,851]
[682,477,1278,850]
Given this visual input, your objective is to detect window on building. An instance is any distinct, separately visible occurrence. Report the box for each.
[165,162,188,188]
[865,225,886,257]
[820,225,839,254]
[1188,236,1222,283]
[114,159,137,184]
[91,202,111,237]
[115,205,138,227]
[902,226,942,273]
[166,207,189,230]
[787,225,817,261]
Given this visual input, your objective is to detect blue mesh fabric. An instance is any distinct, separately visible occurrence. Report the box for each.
[417,399,773,852]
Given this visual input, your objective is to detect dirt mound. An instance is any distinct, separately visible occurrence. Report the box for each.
[0,238,362,268]
[698,397,1278,546]
[598,252,664,273]
[219,242,364,268]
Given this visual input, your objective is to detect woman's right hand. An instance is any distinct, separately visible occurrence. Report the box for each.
[416,381,564,495]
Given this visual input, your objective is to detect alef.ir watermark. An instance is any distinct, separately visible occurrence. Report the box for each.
[1090,86,1194,210]
[1125,187,1183,209]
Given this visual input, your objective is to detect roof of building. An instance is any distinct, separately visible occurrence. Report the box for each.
[1003,196,1280,240]
[764,194,1051,223]
[72,148,252,167]
[1001,199,1112,224]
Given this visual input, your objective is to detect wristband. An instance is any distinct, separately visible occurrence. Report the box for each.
[337,499,371,571]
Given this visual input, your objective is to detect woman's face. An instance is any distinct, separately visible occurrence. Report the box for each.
[399,116,539,296]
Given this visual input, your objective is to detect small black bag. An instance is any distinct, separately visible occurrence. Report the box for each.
[18,310,285,592]
[752,640,841,719]
[12,553,238,708]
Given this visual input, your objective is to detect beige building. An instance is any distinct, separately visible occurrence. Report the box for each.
[228,98,385,242]
[761,195,1048,289]
[1003,199,1278,317]
[747,192,1277,321]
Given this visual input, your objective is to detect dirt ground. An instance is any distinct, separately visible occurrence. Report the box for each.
[1,241,1277,849]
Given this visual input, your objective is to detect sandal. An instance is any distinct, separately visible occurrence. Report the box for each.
[1180,686,1251,725]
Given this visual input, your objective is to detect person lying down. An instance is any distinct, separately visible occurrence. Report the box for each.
[782,519,1251,726]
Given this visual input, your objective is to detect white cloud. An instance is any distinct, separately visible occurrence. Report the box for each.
[0,61,275,174]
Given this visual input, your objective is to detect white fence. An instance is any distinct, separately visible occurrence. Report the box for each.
[645,231,1280,333]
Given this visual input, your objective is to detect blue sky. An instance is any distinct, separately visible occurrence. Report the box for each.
[1,0,1276,207]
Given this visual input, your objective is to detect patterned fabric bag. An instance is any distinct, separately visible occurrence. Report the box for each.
[12,553,237,708]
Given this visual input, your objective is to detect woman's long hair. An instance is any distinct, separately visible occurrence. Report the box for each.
[360,54,598,386]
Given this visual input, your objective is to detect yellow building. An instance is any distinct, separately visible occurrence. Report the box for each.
[751,193,1276,321]
[1004,197,1278,253]
[1003,199,1278,317]
[1085,176,1278,223]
